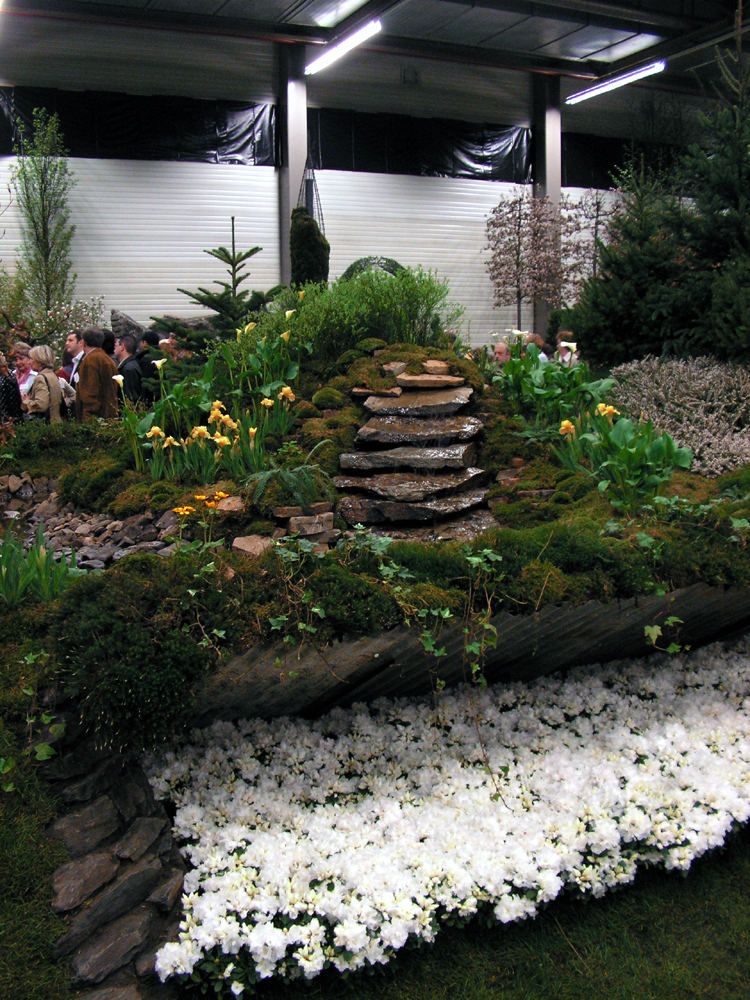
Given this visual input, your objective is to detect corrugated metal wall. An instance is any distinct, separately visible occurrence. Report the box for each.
[0,156,538,345]
[317,170,531,345]
[0,158,280,328]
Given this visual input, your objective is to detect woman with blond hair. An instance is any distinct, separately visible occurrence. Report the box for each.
[21,344,64,422]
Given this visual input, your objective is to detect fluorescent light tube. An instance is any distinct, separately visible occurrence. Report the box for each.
[305,18,382,75]
[565,60,666,105]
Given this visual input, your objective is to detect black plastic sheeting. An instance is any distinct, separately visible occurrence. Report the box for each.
[307,108,531,181]
[563,133,631,188]
[0,88,275,165]
[0,86,649,188]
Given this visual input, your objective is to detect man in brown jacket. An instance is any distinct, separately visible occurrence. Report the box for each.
[74,327,119,420]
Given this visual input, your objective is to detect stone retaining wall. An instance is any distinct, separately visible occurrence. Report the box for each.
[43,717,183,1000]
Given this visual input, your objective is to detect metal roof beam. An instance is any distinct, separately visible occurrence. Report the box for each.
[432,0,716,37]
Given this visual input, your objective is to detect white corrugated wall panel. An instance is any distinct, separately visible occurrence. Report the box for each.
[316,170,532,348]
[0,158,280,327]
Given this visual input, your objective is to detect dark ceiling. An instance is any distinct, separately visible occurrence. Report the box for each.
[0,0,743,95]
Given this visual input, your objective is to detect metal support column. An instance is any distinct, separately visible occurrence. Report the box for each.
[532,74,562,337]
[277,43,308,286]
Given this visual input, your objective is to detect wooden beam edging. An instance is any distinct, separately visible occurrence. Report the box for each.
[193,584,750,724]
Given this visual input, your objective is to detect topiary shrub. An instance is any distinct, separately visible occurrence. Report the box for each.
[339,256,404,281]
[290,207,330,286]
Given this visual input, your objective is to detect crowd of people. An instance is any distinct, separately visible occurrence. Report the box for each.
[0,326,167,424]
[493,329,579,367]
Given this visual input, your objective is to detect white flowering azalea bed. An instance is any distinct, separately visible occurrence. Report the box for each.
[144,633,750,996]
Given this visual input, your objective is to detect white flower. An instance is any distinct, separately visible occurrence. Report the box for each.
[147,633,750,994]
[112,373,124,386]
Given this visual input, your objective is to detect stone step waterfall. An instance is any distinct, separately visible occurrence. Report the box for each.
[334,362,489,525]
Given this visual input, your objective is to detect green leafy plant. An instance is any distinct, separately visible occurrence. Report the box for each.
[644,615,691,655]
[494,341,614,437]
[0,524,82,609]
[246,440,332,512]
[554,410,693,511]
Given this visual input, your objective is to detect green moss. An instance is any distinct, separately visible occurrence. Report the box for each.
[406,581,466,617]
[336,349,368,370]
[51,550,264,751]
[58,454,131,511]
[718,464,750,494]
[326,374,355,393]
[0,725,76,1000]
[308,564,401,637]
[311,386,346,409]
[346,356,398,391]
[106,476,185,518]
[292,398,320,421]
[520,560,571,605]
[355,337,387,353]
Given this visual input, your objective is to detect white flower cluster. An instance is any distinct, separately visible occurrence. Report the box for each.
[610,355,750,476]
[145,634,750,994]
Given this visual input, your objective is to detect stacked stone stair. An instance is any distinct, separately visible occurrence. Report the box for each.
[335,360,489,525]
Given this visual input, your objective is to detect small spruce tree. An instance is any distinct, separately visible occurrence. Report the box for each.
[179,216,261,337]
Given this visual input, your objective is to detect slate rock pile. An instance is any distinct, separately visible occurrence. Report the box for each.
[44,726,184,1000]
[335,358,490,524]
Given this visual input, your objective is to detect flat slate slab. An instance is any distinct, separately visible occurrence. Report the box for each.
[395,372,466,389]
[351,385,403,398]
[334,467,489,501]
[194,584,750,724]
[339,442,476,472]
[356,414,482,446]
[421,359,451,374]
[363,386,473,417]
[337,487,489,524]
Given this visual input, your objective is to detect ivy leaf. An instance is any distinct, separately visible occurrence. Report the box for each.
[644,625,662,645]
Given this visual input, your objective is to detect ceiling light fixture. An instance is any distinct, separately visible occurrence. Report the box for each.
[305,18,382,75]
[565,60,666,105]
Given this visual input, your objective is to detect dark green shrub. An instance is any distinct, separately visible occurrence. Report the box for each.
[285,267,462,364]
